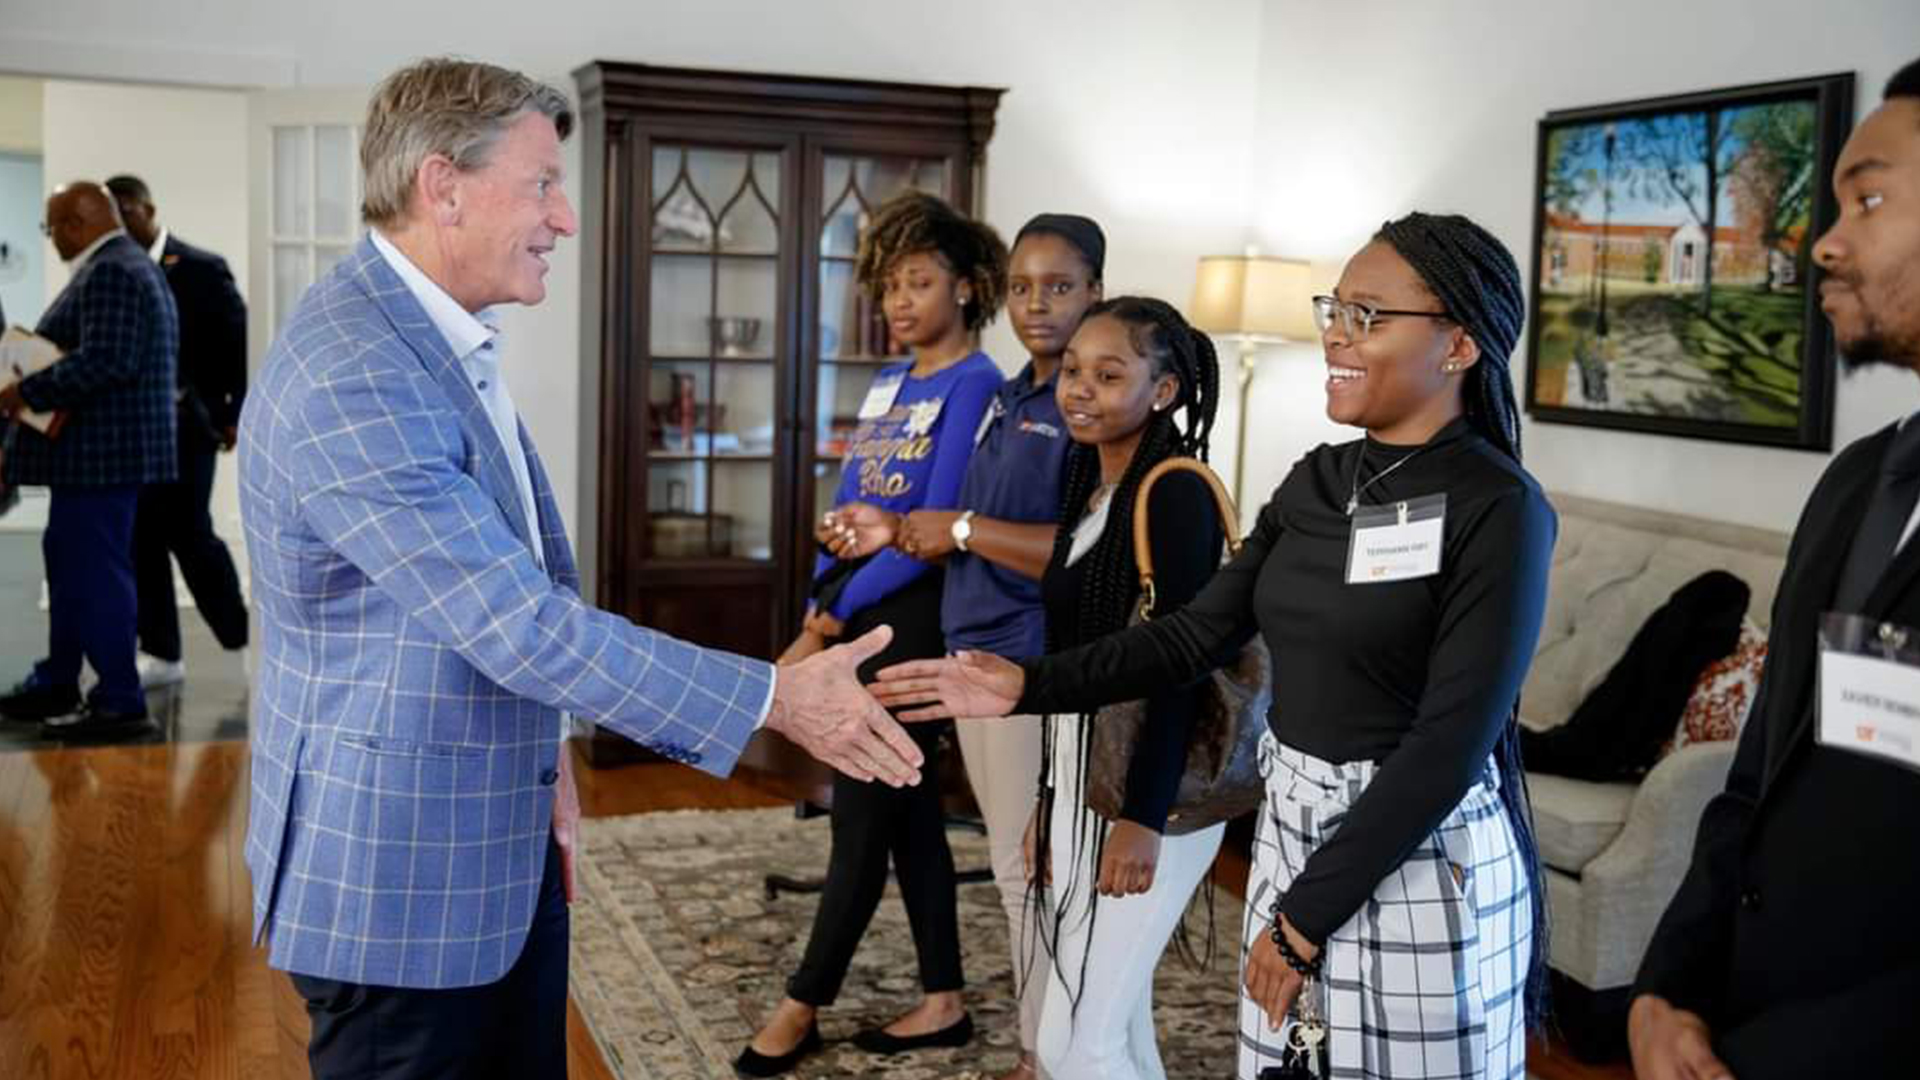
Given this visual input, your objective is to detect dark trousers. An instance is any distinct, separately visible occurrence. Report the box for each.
[292,836,570,1080]
[135,439,248,661]
[788,572,963,1005]
[32,484,142,715]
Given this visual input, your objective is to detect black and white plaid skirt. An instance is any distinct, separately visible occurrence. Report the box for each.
[1237,733,1530,1080]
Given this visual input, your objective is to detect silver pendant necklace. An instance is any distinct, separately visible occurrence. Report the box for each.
[1346,445,1427,516]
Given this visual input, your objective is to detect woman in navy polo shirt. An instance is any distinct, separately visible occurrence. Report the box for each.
[825,214,1107,1079]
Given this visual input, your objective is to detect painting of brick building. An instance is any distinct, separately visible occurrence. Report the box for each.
[1525,76,1850,450]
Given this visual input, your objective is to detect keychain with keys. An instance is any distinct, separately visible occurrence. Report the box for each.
[1257,975,1328,1079]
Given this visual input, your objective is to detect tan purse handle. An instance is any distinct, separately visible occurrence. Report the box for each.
[1129,456,1243,619]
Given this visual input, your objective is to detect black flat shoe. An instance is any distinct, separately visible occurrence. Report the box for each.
[41,704,156,741]
[851,1012,973,1055]
[733,1023,821,1077]
[0,681,80,722]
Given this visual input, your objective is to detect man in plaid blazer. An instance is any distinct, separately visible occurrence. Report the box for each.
[240,59,926,1080]
[0,181,177,738]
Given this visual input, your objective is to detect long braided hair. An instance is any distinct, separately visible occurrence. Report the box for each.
[1375,211,1549,1032]
[1026,296,1221,1016]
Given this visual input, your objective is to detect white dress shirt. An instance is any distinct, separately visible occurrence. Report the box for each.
[370,229,542,568]
[145,226,170,263]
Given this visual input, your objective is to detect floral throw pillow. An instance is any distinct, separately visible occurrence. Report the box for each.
[1666,618,1768,758]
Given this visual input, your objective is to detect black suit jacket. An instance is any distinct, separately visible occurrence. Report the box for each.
[160,234,247,448]
[1635,421,1920,1076]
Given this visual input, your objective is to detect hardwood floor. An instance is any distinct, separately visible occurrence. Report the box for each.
[0,738,1630,1079]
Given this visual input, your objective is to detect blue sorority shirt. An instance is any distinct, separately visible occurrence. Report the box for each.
[941,362,1071,660]
[813,351,1002,621]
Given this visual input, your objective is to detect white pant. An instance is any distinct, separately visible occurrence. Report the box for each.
[1036,718,1225,1080]
[957,714,1049,1058]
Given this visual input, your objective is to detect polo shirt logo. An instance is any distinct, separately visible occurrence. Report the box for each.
[1018,419,1062,439]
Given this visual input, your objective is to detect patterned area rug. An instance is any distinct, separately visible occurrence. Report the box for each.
[570,807,1243,1079]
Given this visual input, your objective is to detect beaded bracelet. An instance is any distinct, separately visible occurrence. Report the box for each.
[1267,899,1322,978]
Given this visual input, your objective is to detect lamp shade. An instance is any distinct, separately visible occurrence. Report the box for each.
[1189,255,1316,341]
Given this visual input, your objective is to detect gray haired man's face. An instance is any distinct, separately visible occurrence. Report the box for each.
[442,111,576,310]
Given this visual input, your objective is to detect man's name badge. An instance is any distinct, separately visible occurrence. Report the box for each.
[1346,494,1446,585]
[1818,612,1920,773]
[858,374,905,420]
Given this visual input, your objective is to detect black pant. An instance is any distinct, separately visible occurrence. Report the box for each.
[788,572,962,1006]
[134,438,248,662]
[787,721,963,1006]
[292,836,570,1080]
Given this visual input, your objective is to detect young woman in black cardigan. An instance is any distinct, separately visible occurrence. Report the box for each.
[1026,296,1226,1080]
[876,213,1555,1080]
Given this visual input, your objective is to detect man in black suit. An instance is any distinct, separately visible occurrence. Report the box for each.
[0,181,177,736]
[1631,58,1920,1080]
[107,175,250,689]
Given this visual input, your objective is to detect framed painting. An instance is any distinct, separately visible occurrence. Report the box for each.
[1524,73,1854,450]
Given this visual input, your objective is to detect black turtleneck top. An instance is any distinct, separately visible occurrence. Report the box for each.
[1016,417,1557,943]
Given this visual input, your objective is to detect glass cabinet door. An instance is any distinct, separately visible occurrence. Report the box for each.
[812,154,951,523]
[645,144,784,561]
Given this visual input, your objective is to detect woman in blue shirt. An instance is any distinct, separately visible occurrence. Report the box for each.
[736,191,1007,1076]
[821,214,1107,1079]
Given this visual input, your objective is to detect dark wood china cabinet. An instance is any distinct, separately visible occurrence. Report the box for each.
[573,62,1002,762]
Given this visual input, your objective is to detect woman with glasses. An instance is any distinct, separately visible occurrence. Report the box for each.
[872,211,1554,1080]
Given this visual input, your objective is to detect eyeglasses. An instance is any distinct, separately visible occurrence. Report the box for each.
[1311,294,1452,342]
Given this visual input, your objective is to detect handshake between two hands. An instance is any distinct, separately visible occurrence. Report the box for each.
[760,625,1029,789]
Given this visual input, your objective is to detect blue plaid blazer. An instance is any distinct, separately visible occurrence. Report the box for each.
[240,237,773,989]
[7,233,178,487]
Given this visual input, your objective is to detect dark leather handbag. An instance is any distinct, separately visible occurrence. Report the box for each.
[1084,457,1271,835]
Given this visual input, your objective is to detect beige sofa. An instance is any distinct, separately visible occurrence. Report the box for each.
[1521,494,1788,1011]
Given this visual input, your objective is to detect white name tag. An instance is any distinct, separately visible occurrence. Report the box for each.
[1346,494,1446,585]
[1819,614,1920,773]
[858,374,904,420]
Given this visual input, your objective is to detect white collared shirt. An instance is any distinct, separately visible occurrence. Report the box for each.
[370,229,542,568]
[69,228,126,268]
[145,227,170,264]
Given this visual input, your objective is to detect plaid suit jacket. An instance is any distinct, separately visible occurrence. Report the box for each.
[239,237,773,989]
[7,233,178,487]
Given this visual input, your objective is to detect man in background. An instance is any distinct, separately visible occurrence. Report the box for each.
[0,181,177,737]
[107,174,250,688]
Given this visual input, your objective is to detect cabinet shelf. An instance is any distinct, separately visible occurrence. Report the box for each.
[583,58,1001,690]
[649,248,781,260]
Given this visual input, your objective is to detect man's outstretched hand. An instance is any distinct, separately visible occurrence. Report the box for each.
[764,626,926,786]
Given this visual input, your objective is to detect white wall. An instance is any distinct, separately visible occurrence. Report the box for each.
[6,0,1266,553]
[0,76,44,155]
[42,80,249,296]
[1248,0,1920,532]
[41,79,251,543]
